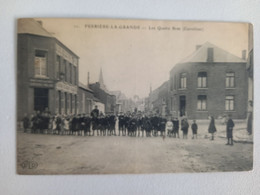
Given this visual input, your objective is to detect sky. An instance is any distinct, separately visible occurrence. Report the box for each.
[38,18,249,98]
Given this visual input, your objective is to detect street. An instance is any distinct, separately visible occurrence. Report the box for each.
[17,121,253,174]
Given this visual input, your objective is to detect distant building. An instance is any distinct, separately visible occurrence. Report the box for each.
[168,42,248,119]
[148,81,169,116]
[17,19,79,119]
[89,68,116,114]
[77,82,96,115]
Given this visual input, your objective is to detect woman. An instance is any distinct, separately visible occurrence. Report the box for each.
[208,116,217,140]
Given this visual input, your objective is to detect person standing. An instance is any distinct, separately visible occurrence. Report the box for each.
[226,114,235,146]
[172,117,180,138]
[166,117,173,137]
[191,120,198,139]
[181,117,189,139]
[208,116,217,140]
[22,113,30,133]
[91,105,99,136]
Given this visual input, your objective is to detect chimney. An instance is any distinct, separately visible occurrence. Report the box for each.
[37,20,43,26]
[207,48,214,62]
[196,45,202,50]
[242,50,247,60]
[87,72,90,86]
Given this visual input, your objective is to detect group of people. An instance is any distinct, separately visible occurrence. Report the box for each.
[21,106,235,145]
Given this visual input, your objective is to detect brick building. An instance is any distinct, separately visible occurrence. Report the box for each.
[168,42,248,119]
[148,81,169,116]
[89,69,116,114]
[17,19,79,119]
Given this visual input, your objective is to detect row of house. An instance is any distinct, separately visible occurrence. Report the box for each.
[147,41,251,119]
[17,18,116,120]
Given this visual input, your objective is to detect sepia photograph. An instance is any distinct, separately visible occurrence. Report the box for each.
[16,18,253,175]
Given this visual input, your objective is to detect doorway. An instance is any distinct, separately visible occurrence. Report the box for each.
[179,95,186,117]
[34,88,49,112]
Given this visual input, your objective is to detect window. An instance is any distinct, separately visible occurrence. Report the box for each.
[70,94,73,113]
[64,92,67,114]
[198,72,207,88]
[56,55,61,79]
[226,72,235,88]
[197,95,207,110]
[180,73,187,89]
[82,93,85,113]
[74,66,77,85]
[34,50,47,77]
[225,96,234,111]
[64,60,67,81]
[58,91,61,114]
[70,63,72,84]
[67,63,70,83]
[75,95,77,114]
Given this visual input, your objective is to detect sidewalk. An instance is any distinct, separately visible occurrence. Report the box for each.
[194,119,253,144]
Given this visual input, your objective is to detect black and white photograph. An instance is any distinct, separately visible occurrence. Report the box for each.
[17,18,253,175]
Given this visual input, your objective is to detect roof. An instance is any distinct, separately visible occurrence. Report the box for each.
[78,82,93,92]
[18,18,79,58]
[18,18,54,38]
[179,42,246,63]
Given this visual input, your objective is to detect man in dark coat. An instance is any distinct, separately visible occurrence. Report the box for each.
[172,117,180,138]
[226,114,235,145]
[91,106,100,136]
[159,117,167,136]
[118,113,125,136]
[191,119,198,139]
[181,118,189,139]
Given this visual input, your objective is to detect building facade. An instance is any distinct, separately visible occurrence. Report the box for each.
[148,81,169,116]
[168,42,248,119]
[17,19,79,119]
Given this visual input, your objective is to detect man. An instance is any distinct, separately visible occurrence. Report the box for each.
[118,113,125,136]
[172,117,180,138]
[109,113,116,136]
[91,106,99,136]
[181,117,189,139]
[226,114,235,146]
[159,117,167,136]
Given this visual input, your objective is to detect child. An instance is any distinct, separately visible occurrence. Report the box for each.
[166,117,173,137]
[191,120,198,139]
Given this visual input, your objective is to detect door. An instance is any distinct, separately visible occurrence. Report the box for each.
[34,88,49,112]
[179,95,186,117]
